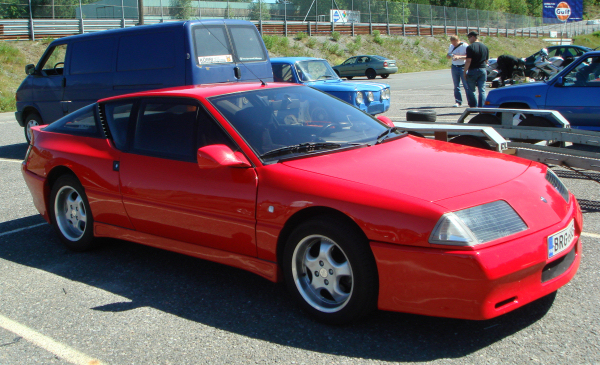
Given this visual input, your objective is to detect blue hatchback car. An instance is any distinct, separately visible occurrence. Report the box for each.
[271,57,391,115]
[485,51,600,131]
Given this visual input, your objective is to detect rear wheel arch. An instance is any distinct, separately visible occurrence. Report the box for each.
[276,206,369,270]
[45,166,77,214]
[22,106,42,122]
[499,102,531,109]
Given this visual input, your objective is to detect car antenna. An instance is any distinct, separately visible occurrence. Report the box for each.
[196,20,269,86]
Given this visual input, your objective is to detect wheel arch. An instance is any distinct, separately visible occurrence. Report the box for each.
[275,206,369,269]
[22,106,43,123]
[44,166,78,216]
[499,102,532,109]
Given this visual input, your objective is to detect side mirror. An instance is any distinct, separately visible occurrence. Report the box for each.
[25,64,36,75]
[377,115,395,128]
[555,76,564,86]
[197,144,251,169]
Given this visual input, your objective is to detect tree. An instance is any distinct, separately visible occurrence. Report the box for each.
[171,0,194,19]
[249,0,271,20]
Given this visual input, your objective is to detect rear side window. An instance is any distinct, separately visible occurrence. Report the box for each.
[272,64,294,83]
[229,25,266,62]
[104,102,134,150]
[44,104,101,137]
[117,31,175,71]
[193,26,233,65]
[70,38,115,74]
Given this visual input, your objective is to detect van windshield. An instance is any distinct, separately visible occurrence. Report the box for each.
[192,24,266,65]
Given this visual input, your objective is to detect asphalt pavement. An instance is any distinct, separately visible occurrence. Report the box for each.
[1,72,599,364]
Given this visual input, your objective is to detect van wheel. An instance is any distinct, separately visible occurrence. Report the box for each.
[24,113,42,144]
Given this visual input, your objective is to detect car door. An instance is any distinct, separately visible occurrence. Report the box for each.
[338,57,356,76]
[32,42,69,123]
[545,55,600,130]
[118,97,259,257]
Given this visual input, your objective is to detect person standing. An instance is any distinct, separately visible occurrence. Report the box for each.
[447,35,469,107]
[463,31,489,107]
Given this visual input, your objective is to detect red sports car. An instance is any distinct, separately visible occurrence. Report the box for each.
[22,82,582,324]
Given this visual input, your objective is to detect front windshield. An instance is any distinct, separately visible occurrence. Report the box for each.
[295,60,340,82]
[209,86,395,160]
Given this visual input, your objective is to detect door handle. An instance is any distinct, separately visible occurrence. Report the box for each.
[234,66,241,80]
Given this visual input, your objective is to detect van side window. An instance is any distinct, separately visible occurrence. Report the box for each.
[71,38,115,74]
[133,101,198,161]
[104,102,134,150]
[229,26,267,62]
[40,44,67,76]
[117,32,176,71]
[193,26,233,64]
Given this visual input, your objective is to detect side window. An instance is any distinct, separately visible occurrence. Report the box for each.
[40,44,68,76]
[563,56,600,87]
[228,25,267,62]
[117,31,175,71]
[44,104,101,137]
[133,101,198,161]
[196,107,238,151]
[104,101,134,150]
[70,38,115,74]
[272,64,294,83]
[343,58,355,65]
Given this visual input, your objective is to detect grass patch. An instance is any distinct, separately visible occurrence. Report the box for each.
[572,30,600,49]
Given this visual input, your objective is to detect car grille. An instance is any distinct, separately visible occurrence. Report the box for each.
[541,244,576,282]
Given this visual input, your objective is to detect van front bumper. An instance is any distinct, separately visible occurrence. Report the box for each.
[15,111,24,127]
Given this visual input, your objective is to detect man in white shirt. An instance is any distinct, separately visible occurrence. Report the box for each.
[447,35,469,107]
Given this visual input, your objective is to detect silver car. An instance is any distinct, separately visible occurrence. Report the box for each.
[332,55,398,79]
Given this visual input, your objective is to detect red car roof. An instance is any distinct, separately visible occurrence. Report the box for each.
[98,82,300,103]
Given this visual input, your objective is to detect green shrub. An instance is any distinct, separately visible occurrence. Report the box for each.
[331,31,341,42]
[295,32,308,41]
[307,37,317,49]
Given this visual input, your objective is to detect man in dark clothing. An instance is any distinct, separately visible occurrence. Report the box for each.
[463,31,489,107]
[497,54,520,86]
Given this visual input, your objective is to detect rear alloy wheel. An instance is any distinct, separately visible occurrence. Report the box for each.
[366,69,377,79]
[283,217,378,324]
[24,113,42,144]
[50,175,97,251]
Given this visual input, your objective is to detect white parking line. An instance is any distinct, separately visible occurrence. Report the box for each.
[581,232,600,239]
[0,223,47,238]
[0,313,105,365]
[0,158,23,163]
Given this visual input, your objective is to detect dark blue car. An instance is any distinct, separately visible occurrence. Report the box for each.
[271,57,391,115]
[485,51,600,131]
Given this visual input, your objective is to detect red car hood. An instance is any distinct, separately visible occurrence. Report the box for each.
[281,136,532,202]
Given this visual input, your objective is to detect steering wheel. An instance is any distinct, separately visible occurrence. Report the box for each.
[316,123,336,137]
[54,62,65,73]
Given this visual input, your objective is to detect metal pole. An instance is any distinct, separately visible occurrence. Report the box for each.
[138,0,144,24]
[78,0,84,33]
[28,0,34,41]
[260,0,262,21]
[386,0,389,34]
[121,0,125,23]
[160,0,164,22]
[52,0,54,19]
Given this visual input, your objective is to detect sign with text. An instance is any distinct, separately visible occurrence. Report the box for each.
[543,0,583,23]
[329,9,360,23]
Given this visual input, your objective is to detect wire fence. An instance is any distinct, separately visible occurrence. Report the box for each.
[1,0,598,40]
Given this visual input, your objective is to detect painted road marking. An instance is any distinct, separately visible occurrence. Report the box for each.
[0,158,24,163]
[0,223,47,238]
[0,313,105,365]
[582,232,600,239]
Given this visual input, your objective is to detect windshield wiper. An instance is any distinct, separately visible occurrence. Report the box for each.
[375,126,404,144]
[261,142,342,159]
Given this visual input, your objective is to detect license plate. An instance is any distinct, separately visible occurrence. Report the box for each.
[548,220,575,259]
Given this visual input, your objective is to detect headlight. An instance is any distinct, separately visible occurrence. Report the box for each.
[429,201,528,246]
[546,169,569,202]
[356,91,364,104]
[366,91,374,102]
[383,88,390,100]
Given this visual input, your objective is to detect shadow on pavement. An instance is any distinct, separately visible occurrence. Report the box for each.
[0,217,556,362]
[0,143,29,161]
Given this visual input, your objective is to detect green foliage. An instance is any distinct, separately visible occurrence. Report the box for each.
[373,30,384,45]
[262,35,290,54]
[573,31,600,49]
[0,0,27,19]
[332,31,341,42]
[171,0,194,20]
[249,0,271,20]
[295,32,308,41]
[307,37,317,49]
[414,39,420,46]
[0,42,22,64]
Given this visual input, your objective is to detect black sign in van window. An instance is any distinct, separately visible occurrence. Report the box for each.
[193,25,234,65]
[228,26,266,62]
[70,38,115,74]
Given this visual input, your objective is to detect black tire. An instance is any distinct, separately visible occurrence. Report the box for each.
[449,135,493,150]
[468,113,501,125]
[366,69,377,79]
[24,112,43,144]
[516,116,555,143]
[381,74,389,79]
[346,76,353,80]
[283,216,378,325]
[406,109,436,122]
[49,174,97,252]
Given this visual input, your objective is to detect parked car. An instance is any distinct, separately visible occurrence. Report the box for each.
[485,51,600,131]
[332,55,398,79]
[523,45,593,76]
[23,82,581,324]
[271,57,391,115]
[15,19,272,143]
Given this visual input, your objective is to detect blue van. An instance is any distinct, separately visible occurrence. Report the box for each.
[16,19,273,142]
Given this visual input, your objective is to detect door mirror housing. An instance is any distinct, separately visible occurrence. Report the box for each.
[555,76,564,86]
[197,144,251,169]
[25,64,36,75]
[377,115,395,128]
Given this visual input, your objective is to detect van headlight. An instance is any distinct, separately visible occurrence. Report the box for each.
[356,91,364,104]
[429,201,528,246]
[546,169,569,202]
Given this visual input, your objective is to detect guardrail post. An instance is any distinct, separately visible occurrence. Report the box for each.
[308,21,311,36]
[284,20,287,37]
[351,22,354,36]
[402,23,405,36]
[80,18,84,34]
[417,4,420,36]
